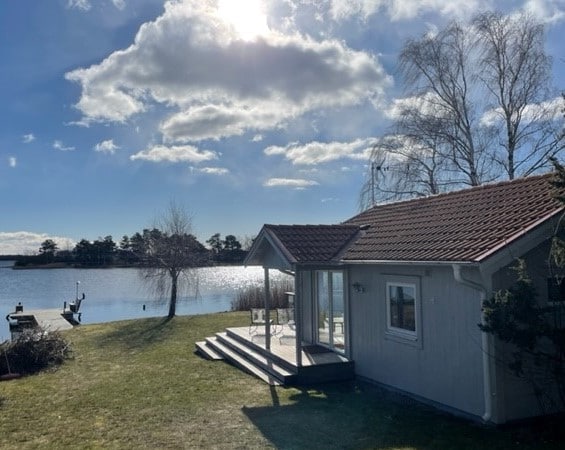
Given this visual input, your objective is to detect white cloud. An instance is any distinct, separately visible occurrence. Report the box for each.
[524,0,565,24]
[197,167,230,175]
[65,0,391,141]
[263,178,319,188]
[67,0,91,11]
[53,140,75,151]
[67,0,126,11]
[22,133,35,143]
[130,145,218,163]
[386,92,451,120]
[252,134,263,142]
[94,139,120,154]
[264,138,374,165]
[159,103,287,142]
[0,232,75,255]
[112,0,126,10]
[480,96,564,127]
[9,157,16,168]
[328,0,493,21]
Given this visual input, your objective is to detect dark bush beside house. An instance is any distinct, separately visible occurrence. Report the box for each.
[231,278,294,311]
[480,259,565,413]
[0,329,72,377]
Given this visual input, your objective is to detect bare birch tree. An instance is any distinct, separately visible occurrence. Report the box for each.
[140,203,209,319]
[361,11,562,209]
[398,22,492,187]
[474,11,562,179]
[359,136,450,208]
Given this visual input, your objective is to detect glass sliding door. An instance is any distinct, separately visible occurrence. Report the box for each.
[317,271,331,346]
[332,272,345,352]
[316,270,345,353]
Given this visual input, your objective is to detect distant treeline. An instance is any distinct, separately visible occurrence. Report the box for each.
[0,255,20,261]
[12,231,250,268]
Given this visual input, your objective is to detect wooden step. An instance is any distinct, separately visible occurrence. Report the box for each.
[215,332,295,381]
[195,341,224,360]
[205,336,283,386]
[225,327,297,372]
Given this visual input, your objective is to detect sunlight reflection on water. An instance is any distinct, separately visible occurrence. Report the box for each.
[0,264,291,342]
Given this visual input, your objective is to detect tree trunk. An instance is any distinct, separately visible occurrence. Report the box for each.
[168,273,178,318]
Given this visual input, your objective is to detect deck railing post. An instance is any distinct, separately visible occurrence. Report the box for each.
[264,267,271,351]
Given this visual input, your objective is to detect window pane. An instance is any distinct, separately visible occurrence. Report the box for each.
[332,272,344,316]
[389,284,415,332]
[332,272,345,352]
[317,271,330,346]
[316,270,345,352]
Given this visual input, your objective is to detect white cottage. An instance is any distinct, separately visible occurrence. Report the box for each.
[197,173,565,424]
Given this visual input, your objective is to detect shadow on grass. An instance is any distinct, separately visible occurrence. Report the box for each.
[243,381,563,450]
[92,316,175,350]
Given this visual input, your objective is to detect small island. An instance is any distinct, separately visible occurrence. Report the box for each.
[7,230,250,269]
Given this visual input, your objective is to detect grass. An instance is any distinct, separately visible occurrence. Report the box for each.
[0,312,563,449]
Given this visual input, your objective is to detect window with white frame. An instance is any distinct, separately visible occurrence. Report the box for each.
[386,282,417,338]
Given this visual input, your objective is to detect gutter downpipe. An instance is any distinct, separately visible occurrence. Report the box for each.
[452,264,493,423]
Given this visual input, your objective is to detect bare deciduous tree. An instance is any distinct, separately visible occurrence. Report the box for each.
[359,137,449,208]
[398,22,491,187]
[140,203,209,319]
[361,11,562,209]
[474,11,561,179]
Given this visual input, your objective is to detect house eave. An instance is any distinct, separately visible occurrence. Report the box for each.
[474,208,564,263]
[294,261,346,269]
[342,259,479,267]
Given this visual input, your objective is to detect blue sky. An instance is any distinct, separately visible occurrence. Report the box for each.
[1,0,564,254]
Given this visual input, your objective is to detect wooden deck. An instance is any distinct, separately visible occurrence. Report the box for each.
[196,325,354,385]
[227,326,349,367]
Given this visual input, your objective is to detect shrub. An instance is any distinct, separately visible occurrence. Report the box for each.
[480,259,565,412]
[231,278,294,311]
[0,329,72,376]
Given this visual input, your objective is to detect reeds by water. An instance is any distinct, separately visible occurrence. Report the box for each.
[231,278,294,311]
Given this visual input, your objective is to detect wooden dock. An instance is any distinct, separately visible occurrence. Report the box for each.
[8,309,75,334]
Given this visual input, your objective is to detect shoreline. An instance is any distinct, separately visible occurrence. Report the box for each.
[10,262,244,270]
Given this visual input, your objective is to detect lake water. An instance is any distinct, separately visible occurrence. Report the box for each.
[0,261,288,342]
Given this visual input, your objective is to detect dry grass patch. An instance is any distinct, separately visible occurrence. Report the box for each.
[1,312,563,449]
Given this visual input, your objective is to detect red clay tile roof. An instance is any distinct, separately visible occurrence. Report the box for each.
[263,224,361,263]
[343,173,563,263]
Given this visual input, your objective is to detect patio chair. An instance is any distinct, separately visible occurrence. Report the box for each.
[275,308,296,344]
[249,308,273,336]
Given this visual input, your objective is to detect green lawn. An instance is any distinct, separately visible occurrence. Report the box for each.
[0,312,563,449]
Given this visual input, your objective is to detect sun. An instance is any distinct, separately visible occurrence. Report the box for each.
[217,0,269,41]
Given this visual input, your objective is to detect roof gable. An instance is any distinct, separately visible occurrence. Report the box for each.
[245,224,361,267]
[343,173,563,263]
